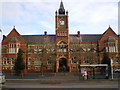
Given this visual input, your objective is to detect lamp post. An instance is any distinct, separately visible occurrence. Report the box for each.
[111,58,113,79]
[0,30,2,73]
[78,35,81,78]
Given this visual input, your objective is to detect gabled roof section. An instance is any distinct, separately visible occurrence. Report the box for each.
[8,27,20,36]
[102,26,117,36]
[100,26,118,41]
[2,27,25,44]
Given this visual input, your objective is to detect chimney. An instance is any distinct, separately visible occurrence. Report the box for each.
[77,31,80,37]
[3,35,6,40]
[44,31,47,37]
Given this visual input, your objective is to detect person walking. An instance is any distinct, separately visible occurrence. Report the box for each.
[83,70,88,80]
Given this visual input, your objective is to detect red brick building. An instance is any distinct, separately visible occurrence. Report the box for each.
[2,1,120,73]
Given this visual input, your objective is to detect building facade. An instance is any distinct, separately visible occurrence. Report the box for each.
[2,1,120,73]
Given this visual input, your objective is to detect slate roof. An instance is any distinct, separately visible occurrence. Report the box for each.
[81,34,102,42]
[69,34,102,43]
[22,35,56,43]
[22,34,102,43]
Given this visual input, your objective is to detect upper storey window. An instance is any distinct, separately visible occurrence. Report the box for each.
[8,43,19,54]
[57,41,68,52]
[8,37,19,54]
[105,36,118,52]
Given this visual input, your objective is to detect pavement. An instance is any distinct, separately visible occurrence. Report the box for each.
[6,79,119,84]
[4,72,120,83]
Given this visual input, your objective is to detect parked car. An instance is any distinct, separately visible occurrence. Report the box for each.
[0,73,6,84]
[114,69,120,73]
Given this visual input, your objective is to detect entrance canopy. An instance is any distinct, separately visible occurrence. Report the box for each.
[80,64,108,67]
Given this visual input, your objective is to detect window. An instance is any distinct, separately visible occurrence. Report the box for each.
[8,43,19,54]
[82,48,87,52]
[47,66,52,69]
[84,57,90,64]
[28,58,31,65]
[57,41,68,52]
[58,49,67,52]
[28,66,31,70]
[47,60,53,64]
[34,58,41,65]
[35,66,40,70]
[4,61,7,65]
[34,58,42,65]
[72,57,78,64]
[105,36,118,53]
[11,66,14,70]
[3,58,8,65]
[34,45,43,54]
[11,58,15,65]
[105,42,116,52]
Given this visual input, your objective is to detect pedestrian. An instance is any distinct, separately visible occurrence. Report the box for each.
[63,65,66,71]
[83,70,88,80]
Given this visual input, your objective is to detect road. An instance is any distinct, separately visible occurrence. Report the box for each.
[1,81,119,90]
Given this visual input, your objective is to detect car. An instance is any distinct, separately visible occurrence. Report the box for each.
[0,73,6,84]
[114,69,120,73]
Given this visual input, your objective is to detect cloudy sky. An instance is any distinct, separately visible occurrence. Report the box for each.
[0,0,119,36]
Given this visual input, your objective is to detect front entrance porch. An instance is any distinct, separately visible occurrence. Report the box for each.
[58,58,69,72]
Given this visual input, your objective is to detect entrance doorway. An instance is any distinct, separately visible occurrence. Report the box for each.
[58,58,68,72]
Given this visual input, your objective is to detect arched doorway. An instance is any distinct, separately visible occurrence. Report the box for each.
[58,58,68,72]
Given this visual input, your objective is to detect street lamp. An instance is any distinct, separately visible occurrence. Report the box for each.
[0,29,2,73]
[111,58,113,80]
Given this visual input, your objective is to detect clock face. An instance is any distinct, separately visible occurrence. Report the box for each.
[59,20,64,25]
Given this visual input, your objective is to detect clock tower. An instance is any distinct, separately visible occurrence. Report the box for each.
[55,1,69,37]
[55,1,71,72]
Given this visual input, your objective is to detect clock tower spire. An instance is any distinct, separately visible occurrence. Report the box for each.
[55,1,69,32]
[59,0,65,15]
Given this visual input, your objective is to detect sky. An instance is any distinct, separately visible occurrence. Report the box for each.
[0,0,119,36]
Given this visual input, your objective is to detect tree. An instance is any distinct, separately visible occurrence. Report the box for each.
[101,51,111,78]
[14,49,25,75]
[101,51,110,66]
